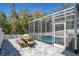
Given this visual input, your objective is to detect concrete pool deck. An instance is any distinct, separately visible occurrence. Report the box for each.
[0,39,78,56]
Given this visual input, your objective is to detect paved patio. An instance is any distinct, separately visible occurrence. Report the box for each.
[0,39,77,56]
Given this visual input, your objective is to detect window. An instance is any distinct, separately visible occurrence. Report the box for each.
[66,21,74,29]
[77,20,79,28]
[60,25,64,30]
[66,15,74,20]
[30,22,33,33]
[38,21,41,33]
[42,20,46,32]
[47,20,52,32]
[55,36,64,45]
[55,24,64,31]
[55,17,65,22]
[35,21,39,33]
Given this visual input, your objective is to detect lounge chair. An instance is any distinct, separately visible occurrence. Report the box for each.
[16,38,29,48]
[28,39,36,48]
[27,35,37,47]
[16,34,37,48]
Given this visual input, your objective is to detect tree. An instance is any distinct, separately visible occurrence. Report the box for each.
[9,3,19,19]
[10,17,21,34]
[0,10,11,34]
[18,8,30,34]
[19,8,29,16]
[59,3,73,10]
[32,8,44,19]
[48,8,56,14]
[9,3,21,34]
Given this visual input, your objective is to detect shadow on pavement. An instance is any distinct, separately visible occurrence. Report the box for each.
[0,40,21,56]
[61,49,78,56]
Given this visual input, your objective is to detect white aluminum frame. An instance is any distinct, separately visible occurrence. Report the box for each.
[28,4,78,50]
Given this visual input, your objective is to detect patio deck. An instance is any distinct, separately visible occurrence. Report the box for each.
[0,39,77,56]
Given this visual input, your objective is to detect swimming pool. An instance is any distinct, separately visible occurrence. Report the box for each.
[39,35,54,43]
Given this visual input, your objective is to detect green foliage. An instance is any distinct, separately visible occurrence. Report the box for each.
[0,4,49,34]
[2,22,12,34]
[10,18,20,34]
[0,11,12,34]
[33,8,44,19]
[59,3,73,10]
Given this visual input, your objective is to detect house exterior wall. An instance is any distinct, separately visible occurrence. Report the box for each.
[0,28,4,49]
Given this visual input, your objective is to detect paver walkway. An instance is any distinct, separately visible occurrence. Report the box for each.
[0,39,77,56]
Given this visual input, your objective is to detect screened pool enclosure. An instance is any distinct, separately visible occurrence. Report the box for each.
[28,4,79,53]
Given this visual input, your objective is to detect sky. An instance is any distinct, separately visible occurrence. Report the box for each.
[0,3,62,16]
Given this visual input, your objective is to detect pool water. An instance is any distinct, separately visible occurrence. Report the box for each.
[39,35,54,43]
